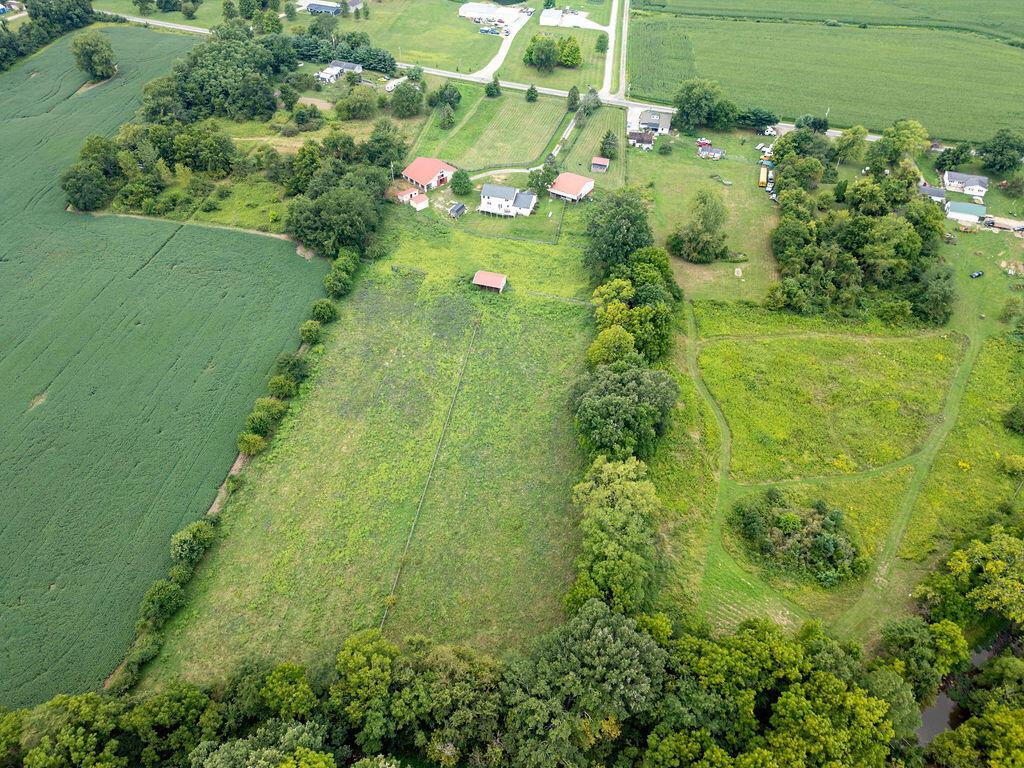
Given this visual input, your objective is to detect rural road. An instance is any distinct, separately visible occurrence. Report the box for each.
[614,0,629,98]
[107,10,894,142]
[598,0,619,96]
[3,10,27,21]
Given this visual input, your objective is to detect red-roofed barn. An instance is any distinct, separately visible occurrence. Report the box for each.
[402,157,457,190]
[548,172,594,202]
[472,270,507,293]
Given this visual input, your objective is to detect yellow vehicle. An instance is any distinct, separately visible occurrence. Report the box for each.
[758,165,768,188]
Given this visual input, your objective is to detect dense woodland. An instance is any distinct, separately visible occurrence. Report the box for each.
[0,0,96,70]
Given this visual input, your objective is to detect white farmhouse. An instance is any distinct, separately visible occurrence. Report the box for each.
[942,170,989,198]
[478,184,537,217]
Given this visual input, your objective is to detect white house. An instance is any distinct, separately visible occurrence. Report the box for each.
[316,60,363,84]
[628,131,655,150]
[943,170,989,198]
[945,201,986,224]
[478,184,537,217]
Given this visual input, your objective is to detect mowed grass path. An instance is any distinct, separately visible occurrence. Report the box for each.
[627,14,1024,139]
[699,335,964,482]
[146,210,590,686]
[412,85,569,170]
[0,28,325,707]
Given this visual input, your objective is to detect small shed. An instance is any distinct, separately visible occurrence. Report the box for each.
[472,270,507,293]
[591,156,610,173]
[448,202,467,219]
[410,193,429,212]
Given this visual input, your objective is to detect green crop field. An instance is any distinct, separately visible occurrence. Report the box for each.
[699,335,964,483]
[144,207,591,687]
[412,84,570,170]
[0,28,325,707]
[626,14,1024,139]
[561,106,626,188]
[629,0,1024,40]
[627,131,778,302]
[500,14,607,91]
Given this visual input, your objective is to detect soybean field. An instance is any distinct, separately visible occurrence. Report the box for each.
[0,27,325,706]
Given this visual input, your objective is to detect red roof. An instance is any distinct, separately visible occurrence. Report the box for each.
[550,171,593,197]
[402,157,457,187]
[591,156,610,166]
[472,270,507,290]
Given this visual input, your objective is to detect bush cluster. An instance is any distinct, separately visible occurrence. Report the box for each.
[731,488,867,587]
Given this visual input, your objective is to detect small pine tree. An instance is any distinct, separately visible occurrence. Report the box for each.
[284,2,296,19]
[599,129,618,160]
[362,3,369,17]
[596,32,608,53]
[438,103,456,129]
[484,75,501,98]
[567,85,580,112]
[353,5,361,18]
[222,0,237,18]
[132,0,155,14]
[451,168,472,196]
[526,84,538,102]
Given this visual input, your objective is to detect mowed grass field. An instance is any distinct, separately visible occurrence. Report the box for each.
[626,14,1024,139]
[628,132,778,302]
[698,334,964,482]
[561,107,626,187]
[501,14,607,91]
[629,0,1024,40]
[412,84,570,169]
[0,28,325,707]
[144,208,591,687]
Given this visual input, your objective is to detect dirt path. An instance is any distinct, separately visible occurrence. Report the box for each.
[297,96,334,111]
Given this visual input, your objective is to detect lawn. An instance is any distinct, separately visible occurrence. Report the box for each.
[500,13,607,91]
[455,193,567,244]
[699,334,965,482]
[411,85,570,170]
[628,0,1024,40]
[627,131,779,302]
[692,300,899,338]
[0,27,325,708]
[560,106,626,187]
[626,13,1024,139]
[96,0,228,28]
[143,206,592,687]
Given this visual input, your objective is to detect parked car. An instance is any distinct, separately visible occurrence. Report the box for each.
[760,126,777,136]
[970,271,984,278]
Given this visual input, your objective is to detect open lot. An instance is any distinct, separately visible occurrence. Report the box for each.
[412,84,570,170]
[0,27,324,707]
[626,14,1024,139]
[144,207,590,687]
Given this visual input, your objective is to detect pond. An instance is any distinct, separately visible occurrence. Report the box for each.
[917,646,998,745]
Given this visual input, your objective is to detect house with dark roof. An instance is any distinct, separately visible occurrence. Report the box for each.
[448,202,467,219]
[478,183,537,217]
[628,131,655,150]
[639,109,671,135]
[307,1,340,14]
[943,170,989,198]
[917,184,945,204]
[316,60,363,83]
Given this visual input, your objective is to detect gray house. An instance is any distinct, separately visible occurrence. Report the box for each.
[917,184,945,203]
[478,183,537,217]
[639,109,671,135]
[942,170,989,198]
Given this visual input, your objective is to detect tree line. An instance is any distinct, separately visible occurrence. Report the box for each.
[0,0,95,71]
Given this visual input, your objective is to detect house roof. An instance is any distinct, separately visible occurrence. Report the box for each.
[307,2,340,10]
[944,170,989,189]
[410,193,429,205]
[402,157,457,186]
[481,183,518,202]
[918,184,945,198]
[550,172,593,197]
[591,156,610,167]
[946,201,986,216]
[448,202,467,217]
[628,131,654,144]
[472,270,507,290]
[328,59,362,71]
[639,110,671,128]
[513,190,536,209]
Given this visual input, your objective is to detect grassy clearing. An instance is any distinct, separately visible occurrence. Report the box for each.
[500,13,607,91]
[692,300,902,338]
[627,131,778,302]
[0,28,325,707]
[899,336,1024,560]
[190,178,288,232]
[626,14,1024,139]
[145,207,591,687]
[699,334,964,482]
[412,88,569,170]
[629,0,1024,40]
[560,106,626,188]
[97,0,227,28]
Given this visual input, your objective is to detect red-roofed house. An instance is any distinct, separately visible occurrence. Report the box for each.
[402,157,457,190]
[387,183,418,204]
[591,157,609,173]
[410,193,429,211]
[548,172,594,202]
[472,270,507,293]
